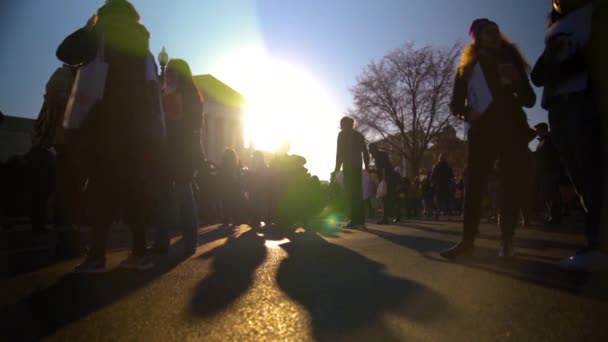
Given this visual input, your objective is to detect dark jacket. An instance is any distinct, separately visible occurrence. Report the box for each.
[534,135,563,181]
[335,129,369,172]
[431,160,454,191]
[530,8,594,109]
[372,151,399,188]
[451,45,537,143]
[56,20,163,224]
[163,83,204,183]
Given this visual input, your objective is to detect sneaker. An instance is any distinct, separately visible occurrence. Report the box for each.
[74,258,106,273]
[440,241,474,260]
[119,254,154,271]
[499,239,515,257]
[559,250,608,272]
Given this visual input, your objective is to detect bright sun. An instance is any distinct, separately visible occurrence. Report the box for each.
[210,46,341,178]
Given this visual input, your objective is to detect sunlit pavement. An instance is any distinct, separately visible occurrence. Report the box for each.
[1,219,607,341]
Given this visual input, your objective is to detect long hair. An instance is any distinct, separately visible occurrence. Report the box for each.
[167,59,204,128]
[457,33,530,78]
[222,148,239,171]
[167,59,204,104]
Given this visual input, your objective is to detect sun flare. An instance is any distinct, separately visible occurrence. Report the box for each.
[211,46,341,177]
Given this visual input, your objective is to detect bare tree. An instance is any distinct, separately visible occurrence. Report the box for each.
[349,42,461,176]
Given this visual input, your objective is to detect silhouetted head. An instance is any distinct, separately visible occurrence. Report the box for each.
[222,148,239,170]
[97,0,140,22]
[167,59,193,81]
[469,18,501,49]
[340,116,355,131]
[548,0,589,26]
[0,110,5,126]
[459,18,529,77]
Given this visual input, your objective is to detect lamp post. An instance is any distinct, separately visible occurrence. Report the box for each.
[158,46,169,84]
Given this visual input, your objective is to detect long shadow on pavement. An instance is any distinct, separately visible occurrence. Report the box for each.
[0,250,188,340]
[189,227,267,317]
[276,230,450,341]
[391,221,584,251]
[365,228,608,301]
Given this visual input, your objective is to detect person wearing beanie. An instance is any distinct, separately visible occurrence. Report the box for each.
[440,19,537,259]
[56,0,165,272]
[531,0,608,270]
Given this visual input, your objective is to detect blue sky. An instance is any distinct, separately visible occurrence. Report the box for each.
[0,0,552,175]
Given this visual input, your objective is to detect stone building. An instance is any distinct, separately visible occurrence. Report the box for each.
[194,74,245,165]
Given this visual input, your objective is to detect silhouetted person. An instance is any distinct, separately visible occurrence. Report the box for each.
[58,0,164,272]
[247,151,271,228]
[531,0,607,269]
[194,153,216,226]
[431,154,455,219]
[150,58,203,256]
[30,64,79,255]
[219,148,243,226]
[441,19,537,259]
[419,170,434,218]
[369,144,399,224]
[533,123,563,226]
[333,116,369,229]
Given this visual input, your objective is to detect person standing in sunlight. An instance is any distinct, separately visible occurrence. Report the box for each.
[332,117,369,230]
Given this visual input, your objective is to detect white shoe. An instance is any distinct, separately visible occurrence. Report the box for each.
[559,251,608,272]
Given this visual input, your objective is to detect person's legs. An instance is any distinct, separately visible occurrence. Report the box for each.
[549,93,604,249]
[88,223,110,261]
[344,168,363,226]
[153,184,174,251]
[498,141,528,255]
[176,181,199,253]
[441,126,495,259]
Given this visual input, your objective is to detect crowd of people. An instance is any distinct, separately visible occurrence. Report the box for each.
[1,0,325,272]
[1,0,607,272]
[334,0,607,270]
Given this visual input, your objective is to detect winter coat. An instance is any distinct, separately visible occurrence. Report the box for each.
[163,83,203,183]
[451,44,537,144]
[56,19,164,225]
[431,160,454,192]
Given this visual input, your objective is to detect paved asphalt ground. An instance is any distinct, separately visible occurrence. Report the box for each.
[1,219,607,341]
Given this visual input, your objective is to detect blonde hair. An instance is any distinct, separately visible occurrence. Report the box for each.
[457,33,530,78]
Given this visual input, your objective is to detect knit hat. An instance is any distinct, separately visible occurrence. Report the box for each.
[469,18,499,41]
[97,0,140,21]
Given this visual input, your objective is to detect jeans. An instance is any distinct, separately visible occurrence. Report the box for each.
[462,123,529,243]
[154,181,199,252]
[548,92,604,249]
